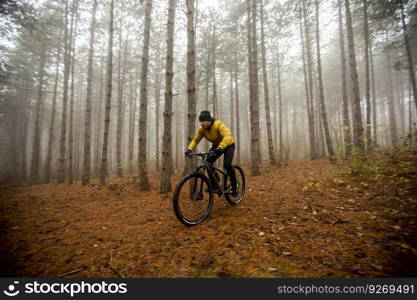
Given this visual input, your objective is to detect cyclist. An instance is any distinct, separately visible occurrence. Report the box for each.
[185,111,238,196]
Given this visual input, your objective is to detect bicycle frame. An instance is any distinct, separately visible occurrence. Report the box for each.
[174,152,244,226]
[190,153,229,194]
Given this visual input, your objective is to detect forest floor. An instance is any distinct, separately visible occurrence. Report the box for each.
[1,148,417,278]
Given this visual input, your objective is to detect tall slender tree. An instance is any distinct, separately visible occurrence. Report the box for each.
[302,0,317,160]
[251,0,261,166]
[315,0,335,163]
[276,51,283,165]
[154,28,163,172]
[116,7,128,178]
[138,0,153,190]
[299,7,311,160]
[400,1,417,115]
[260,0,276,165]
[184,0,197,176]
[234,47,241,165]
[68,2,78,184]
[95,54,105,177]
[45,33,62,183]
[369,43,378,148]
[246,0,254,171]
[58,0,71,183]
[160,0,177,193]
[128,69,138,175]
[100,0,114,186]
[337,0,352,156]
[30,42,47,182]
[345,0,364,151]
[246,0,260,175]
[82,0,98,185]
[211,21,218,117]
[384,34,398,146]
[363,0,372,151]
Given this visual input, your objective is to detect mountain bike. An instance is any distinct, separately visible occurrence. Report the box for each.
[173,151,245,226]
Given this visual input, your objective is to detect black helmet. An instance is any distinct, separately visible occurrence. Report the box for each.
[199,111,213,122]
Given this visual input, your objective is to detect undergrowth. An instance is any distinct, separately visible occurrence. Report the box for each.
[339,132,417,196]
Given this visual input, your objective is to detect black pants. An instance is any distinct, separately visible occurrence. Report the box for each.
[207,143,237,191]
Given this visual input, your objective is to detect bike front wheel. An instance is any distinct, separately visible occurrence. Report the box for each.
[173,173,214,226]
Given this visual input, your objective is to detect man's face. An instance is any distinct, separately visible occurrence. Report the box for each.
[200,120,211,128]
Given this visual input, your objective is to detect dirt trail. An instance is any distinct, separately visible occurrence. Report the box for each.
[1,159,416,277]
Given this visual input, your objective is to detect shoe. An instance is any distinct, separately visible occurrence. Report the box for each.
[226,188,238,197]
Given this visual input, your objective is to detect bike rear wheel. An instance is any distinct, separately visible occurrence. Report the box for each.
[224,165,245,205]
[173,173,214,226]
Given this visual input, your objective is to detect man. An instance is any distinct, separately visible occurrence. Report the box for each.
[185,111,237,196]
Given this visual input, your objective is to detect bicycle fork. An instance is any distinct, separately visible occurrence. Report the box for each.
[190,175,204,201]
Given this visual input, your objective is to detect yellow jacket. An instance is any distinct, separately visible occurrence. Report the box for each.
[187,119,235,151]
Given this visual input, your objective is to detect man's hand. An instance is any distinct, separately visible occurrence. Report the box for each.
[213,147,222,156]
[208,147,222,159]
[185,149,192,158]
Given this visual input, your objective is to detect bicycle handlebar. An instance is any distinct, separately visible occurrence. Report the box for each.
[187,151,215,158]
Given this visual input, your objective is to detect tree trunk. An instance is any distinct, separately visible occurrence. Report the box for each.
[30,42,47,182]
[302,0,317,160]
[58,0,71,183]
[260,0,276,165]
[337,0,352,156]
[116,13,128,178]
[246,0,254,172]
[246,0,261,175]
[100,0,114,186]
[401,3,417,116]
[175,102,181,170]
[234,54,241,165]
[251,0,261,166]
[212,23,217,117]
[230,72,234,135]
[82,0,97,185]
[184,0,197,177]
[74,72,83,180]
[95,54,105,177]
[205,50,210,111]
[160,0,177,193]
[271,68,278,152]
[45,34,62,183]
[363,0,372,151]
[395,72,406,137]
[384,36,398,146]
[299,8,310,160]
[68,4,78,185]
[409,77,413,132]
[315,0,335,163]
[276,51,283,165]
[138,0,152,190]
[20,75,34,181]
[369,42,378,148]
[128,69,138,174]
[345,0,364,151]
[155,32,162,172]
[6,89,20,180]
